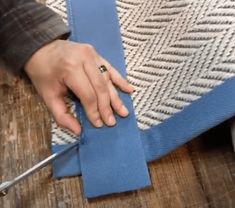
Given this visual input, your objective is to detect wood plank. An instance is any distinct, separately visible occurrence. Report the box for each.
[188,123,235,207]
[0,66,17,87]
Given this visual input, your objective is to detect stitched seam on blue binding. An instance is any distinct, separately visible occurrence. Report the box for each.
[67,0,75,41]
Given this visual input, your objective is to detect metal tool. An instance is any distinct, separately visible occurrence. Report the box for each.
[0,140,80,197]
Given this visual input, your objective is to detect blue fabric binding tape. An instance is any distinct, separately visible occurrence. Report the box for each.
[52,75,235,177]
[52,0,235,198]
[65,0,150,198]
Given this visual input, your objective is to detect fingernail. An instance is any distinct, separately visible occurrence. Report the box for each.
[129,84,135,92]
[95,119,103,128]
[69,125,80,135]
[108,115,116,126]
[121,105,129,116]
[73,128,81,135]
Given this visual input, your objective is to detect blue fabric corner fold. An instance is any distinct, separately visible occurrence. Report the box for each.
[51,75,235,178]
[52,144,80,178]
[77,103,151,198]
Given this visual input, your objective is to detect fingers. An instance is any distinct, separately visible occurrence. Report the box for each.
[45,94,81,135]
[99,57,134,93]
[84,61,116,126]
[25,40,135,134]
[64,54,133,128]
[108,83,129,117]
[110,69,134,93]
[95,56,132,118]
[65,68,104,128]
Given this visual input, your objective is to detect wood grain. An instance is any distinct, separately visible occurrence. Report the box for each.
[1,0,235,204]
[0,72,235,208]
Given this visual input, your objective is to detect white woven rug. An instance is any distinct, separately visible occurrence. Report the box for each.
[46,0,235,146]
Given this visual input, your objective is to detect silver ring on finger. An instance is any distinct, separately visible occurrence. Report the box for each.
[98,65,107,73]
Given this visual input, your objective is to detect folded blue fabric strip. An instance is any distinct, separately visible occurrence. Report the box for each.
[56,0,150,198]
[52,0,235,198]
[53,75,235,175]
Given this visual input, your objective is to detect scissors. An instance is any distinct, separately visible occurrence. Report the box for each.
[0,140,79,197]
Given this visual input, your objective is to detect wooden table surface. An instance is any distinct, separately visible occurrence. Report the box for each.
[0,70,235,208]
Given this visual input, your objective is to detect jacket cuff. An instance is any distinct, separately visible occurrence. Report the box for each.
[0,2,70,74]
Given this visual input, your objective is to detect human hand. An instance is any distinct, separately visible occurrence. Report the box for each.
[24,40,134,135]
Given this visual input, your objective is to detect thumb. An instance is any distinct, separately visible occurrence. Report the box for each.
[45,95,81,135]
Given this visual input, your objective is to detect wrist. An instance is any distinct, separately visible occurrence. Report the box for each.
[24,39,62,76]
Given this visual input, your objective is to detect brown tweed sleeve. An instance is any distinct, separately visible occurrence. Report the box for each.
[0,0,70,74]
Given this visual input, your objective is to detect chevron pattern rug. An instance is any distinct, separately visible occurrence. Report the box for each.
[46,0,235,148]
